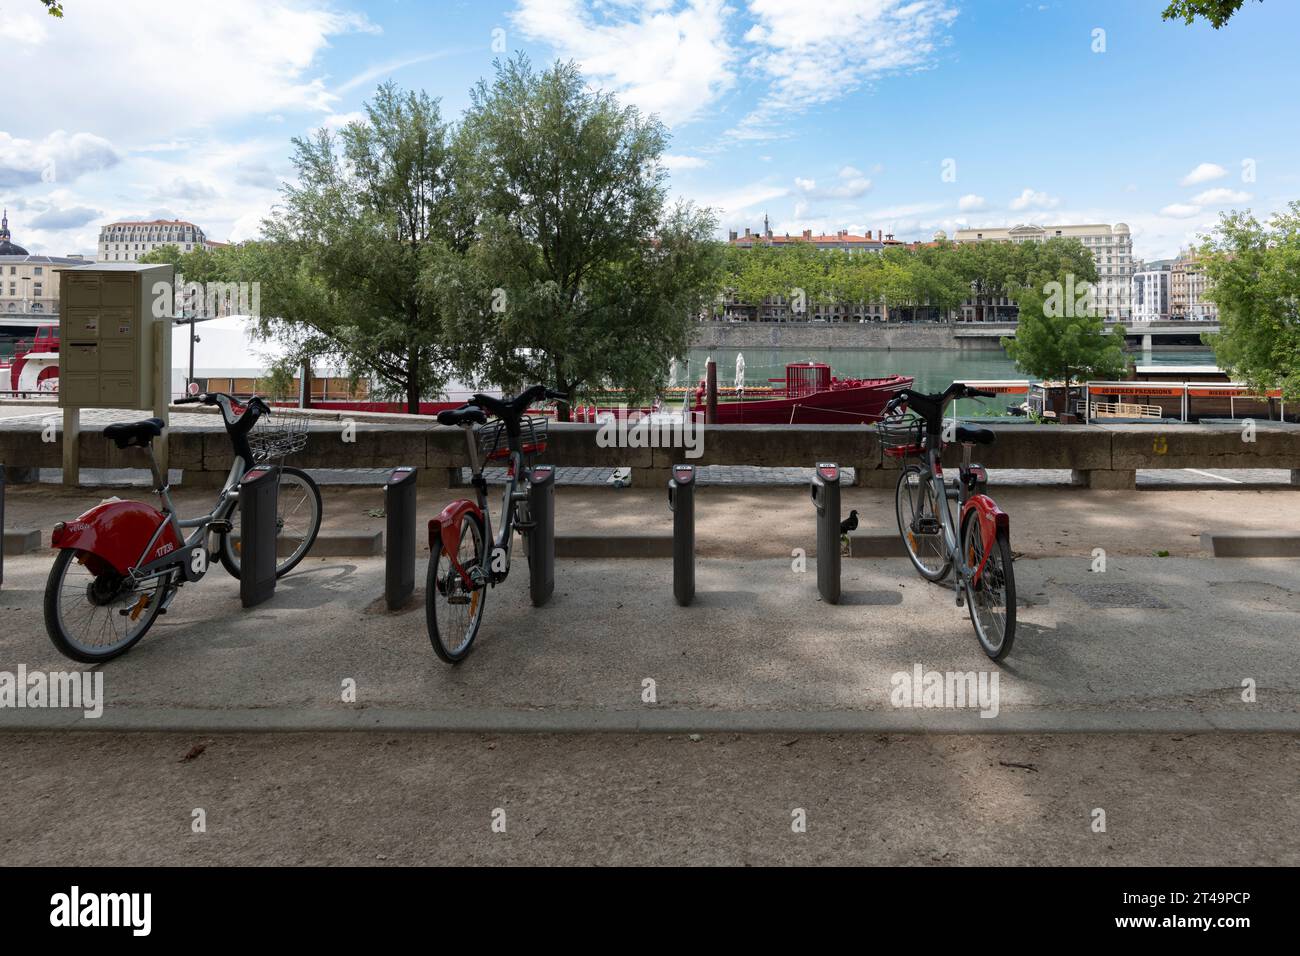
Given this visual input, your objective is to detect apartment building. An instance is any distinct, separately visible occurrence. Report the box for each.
[97,219,217,262]
[0,210,93,324]
[953,222,1135,322]
[1170,250,1218,320]
[1131,259,1174,323]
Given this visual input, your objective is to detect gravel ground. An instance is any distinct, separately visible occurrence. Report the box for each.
[2,731,1296,866]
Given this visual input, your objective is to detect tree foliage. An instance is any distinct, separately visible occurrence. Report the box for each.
[1162,0,1261,28]
[246,83,471,412]
[1199,202,1300,399]
[444,56,722,416]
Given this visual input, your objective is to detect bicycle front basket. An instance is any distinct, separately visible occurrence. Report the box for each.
[248,407,310,463]
[875,415,926,459]
[478,415,549,467]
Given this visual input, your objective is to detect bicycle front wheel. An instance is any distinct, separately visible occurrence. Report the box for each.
[219,466,322,579]
[426,514,487,663]
[962,516,1016,660]
[895,465,952,582]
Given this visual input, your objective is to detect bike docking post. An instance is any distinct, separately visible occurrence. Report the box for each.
[527,464,555,607]
[384,466,418,610]
[239,465,280,608]
[810,462,841,604]
[668,463,696,606]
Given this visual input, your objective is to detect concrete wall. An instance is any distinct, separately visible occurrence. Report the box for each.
[690,321,1010,352]
[4,412,1296,490]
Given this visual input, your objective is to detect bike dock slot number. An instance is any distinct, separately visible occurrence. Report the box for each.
[811,462,841,605]
[527,464,555,607]
[668,464,695,606]
[239,465,280,608]
[385,466,418,611]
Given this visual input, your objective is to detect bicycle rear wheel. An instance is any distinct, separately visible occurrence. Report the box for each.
[895,465,952,581]
[44,548,169,662]
[962,516,1016,660]
[426,514,487,663]
[219,466,322,579]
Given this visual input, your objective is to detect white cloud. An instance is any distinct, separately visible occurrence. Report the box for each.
[3,0,375,143]
[510,0,737,126]
[1009,188,1060,211]
[1191,188,1251,205]
[323,112,368,131]
[730,0,958,140]
[794,169,872,199]
[0,130,120,187]
[1179,162,1227,186]
[336,50,458,96]
[957,194,986,212]
[663,154,709,171]
[1160,203,1202,219]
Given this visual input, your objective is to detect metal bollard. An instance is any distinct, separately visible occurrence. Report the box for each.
[810,461,841,604]
[0,464,5,590]
[239,465,280,608]
[668,463,695,606]
[384,466,418,610]
[527,464,555,607]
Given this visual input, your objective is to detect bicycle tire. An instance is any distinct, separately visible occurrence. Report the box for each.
[44,548,169,663]
[895,465,952,582]
[219,466,322,580]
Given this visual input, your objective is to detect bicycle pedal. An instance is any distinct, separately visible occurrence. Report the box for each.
[446,594,471,605]
[209,520,232,534]
[955,591,965,607]
[915,518,941,535]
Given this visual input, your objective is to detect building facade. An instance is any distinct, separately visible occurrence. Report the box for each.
[1170,250,1217,320]
[0,210,93,327]
[97,219,216,262]
[1131,259,1173,323]
[953,222,1135,322]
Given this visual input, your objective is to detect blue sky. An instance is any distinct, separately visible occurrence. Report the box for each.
[2,0,1296,260]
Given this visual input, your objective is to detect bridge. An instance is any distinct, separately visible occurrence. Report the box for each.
[954,320,1220,348]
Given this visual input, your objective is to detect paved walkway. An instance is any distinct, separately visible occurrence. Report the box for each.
[3,554,1296,732]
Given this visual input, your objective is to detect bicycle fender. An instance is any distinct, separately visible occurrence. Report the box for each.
[960,494,1008,586]
[51,500,182,577]
[429,499,483,588]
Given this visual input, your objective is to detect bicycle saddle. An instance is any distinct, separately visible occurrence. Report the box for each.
[955,425,995,445]
[437,405,487,427]
[102,417,165,449]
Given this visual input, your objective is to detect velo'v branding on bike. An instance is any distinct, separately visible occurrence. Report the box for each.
[426,384,565,663]
[43,387,323,662]
[878,382,1017,660]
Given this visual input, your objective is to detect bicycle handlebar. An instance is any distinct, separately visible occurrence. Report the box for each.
[176,391,268,430]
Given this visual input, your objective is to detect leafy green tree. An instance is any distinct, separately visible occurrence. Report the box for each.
[1162,0,1261,28]
[1199,202,1300,399]
[1002,268,1127,407]
[448,56,722,417]
[41,1,63,17]
[246,83,471,412]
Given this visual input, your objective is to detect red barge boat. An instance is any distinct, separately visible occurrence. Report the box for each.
[690,362,912,425]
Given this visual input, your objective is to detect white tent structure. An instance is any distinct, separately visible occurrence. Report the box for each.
[169,315,346,398]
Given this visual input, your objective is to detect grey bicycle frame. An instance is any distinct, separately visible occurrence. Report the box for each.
[459,422,532,581]
[916,417,980,596]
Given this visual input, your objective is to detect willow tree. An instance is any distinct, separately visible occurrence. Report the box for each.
[447,56,721,417]
[250,83,472,412]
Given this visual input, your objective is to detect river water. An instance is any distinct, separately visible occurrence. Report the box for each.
[686,346,1216,393]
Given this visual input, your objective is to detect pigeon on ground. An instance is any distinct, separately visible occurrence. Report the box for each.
[839,509,859,534]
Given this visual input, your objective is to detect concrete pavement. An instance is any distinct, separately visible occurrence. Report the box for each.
[2,552,1296,731]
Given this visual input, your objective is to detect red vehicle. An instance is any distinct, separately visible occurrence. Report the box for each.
[425,384,563,662]
[43,390,323,662]
[878,382,1017,660]
[692,362,911,424]
[2,324,60,394]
